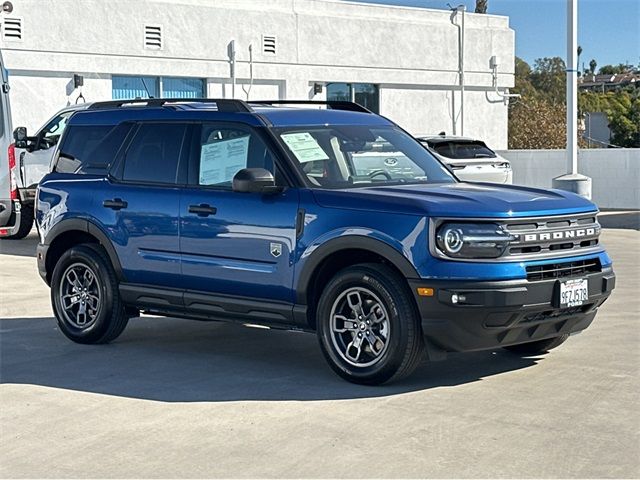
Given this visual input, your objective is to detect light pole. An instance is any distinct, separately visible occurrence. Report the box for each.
[552,0,592,199]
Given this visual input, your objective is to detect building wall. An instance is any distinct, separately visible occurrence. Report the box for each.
[0,0,515,147]
[496,149,640,210]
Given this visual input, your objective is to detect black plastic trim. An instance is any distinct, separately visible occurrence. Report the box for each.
[41,218,125,282]
[118,282,309,330]
[295,235,420,304]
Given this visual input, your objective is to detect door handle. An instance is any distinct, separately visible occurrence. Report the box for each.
[103,198,128,210]
[188,204,217,216]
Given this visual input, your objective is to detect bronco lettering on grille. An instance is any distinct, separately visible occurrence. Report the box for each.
[522,227,598,243]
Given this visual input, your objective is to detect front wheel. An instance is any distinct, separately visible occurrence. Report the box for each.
[503,334,569,355]
[51,244,129,344]
[316,263,424,385]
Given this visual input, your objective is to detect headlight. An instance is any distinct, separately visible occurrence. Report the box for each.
[435,223,515,259]
[493,162,511,170]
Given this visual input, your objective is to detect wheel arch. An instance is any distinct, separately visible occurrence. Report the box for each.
[43,218,124,284]
[296,236,420,329]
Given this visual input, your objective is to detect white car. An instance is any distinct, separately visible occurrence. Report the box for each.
[416,134,512,184]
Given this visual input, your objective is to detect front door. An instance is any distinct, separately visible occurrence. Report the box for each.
[179,122,299,303]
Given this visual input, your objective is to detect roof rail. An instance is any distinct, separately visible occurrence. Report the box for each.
[249,100,372,113]
[87,98,253,113]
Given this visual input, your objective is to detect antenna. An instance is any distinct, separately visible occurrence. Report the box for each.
[140,77,154,99]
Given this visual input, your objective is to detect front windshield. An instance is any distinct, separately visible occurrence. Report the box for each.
[275,125,456,189]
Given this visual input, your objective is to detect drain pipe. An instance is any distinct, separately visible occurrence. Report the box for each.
[552,0,592,199]
[228,40,236,99]
[449,4,466,136]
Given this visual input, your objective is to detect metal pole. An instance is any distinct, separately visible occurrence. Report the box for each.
[567,0,578,175]
[552,0,592,199]
[460,5,465,136]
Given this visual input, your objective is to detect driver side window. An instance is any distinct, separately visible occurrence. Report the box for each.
[39,112,72,150]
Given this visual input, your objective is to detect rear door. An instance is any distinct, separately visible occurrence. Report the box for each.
[179,122,299,303]
[97,122,189,288]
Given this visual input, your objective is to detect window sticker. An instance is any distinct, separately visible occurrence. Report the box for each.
[280,132,329,163]
[199,136,250,185]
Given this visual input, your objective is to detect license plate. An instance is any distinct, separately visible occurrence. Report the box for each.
[559,278,588,307]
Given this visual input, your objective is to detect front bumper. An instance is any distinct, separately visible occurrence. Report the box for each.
[409,267,615,353]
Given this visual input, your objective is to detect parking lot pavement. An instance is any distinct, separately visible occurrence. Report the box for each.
[0,229,638,478]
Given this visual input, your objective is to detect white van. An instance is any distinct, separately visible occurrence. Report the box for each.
[0,48,21,238]
[0,50,89,238]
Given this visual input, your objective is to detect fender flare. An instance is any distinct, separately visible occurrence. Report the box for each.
[295,235,420,304]
[44,218,125,280]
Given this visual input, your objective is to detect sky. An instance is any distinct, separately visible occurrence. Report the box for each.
[343,0,640,70]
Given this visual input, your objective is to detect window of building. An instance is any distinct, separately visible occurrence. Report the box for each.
[112,76,205,99]
[122,123,187,184]
[326,83,379,113]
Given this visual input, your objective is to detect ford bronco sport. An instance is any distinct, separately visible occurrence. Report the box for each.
[35,99,615,384]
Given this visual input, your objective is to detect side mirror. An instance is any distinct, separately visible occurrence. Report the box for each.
[232,168,282,194]
[13,127,27,148]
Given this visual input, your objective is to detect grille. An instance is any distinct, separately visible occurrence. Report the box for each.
[503,213,601,260]
[526,258,601,282]
[523,305,591,323]
[144,24,162,50]
[262,35,277,55]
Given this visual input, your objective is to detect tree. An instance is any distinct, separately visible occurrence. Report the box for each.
[475,0,487,13]
[577,46,583,76]
[529,57,566,104]
[509,97,566,149]
[589,59,597,75]
[598,63,631,75]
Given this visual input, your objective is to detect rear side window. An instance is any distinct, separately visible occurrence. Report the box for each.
[56,124,132,174]
[122,123,187,184]
[429,141,496,160]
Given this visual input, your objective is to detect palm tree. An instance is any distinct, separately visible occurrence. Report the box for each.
[475,0,487,14]
[577,46,583,76]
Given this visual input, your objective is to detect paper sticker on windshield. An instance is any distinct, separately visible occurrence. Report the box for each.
[280,132,329,163]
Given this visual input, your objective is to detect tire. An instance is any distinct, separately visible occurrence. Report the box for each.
[3,203,34,240]
[503,334,569,355]
[50,243,129,344]
[316,263,424,385]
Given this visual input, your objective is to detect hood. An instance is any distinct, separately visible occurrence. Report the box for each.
[311,182,598,219]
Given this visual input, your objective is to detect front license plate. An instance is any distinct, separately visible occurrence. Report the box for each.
[559,278,588,307]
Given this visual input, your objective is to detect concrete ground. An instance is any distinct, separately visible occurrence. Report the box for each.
[0,228,638,478]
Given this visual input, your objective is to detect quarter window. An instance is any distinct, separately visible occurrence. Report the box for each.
[57,124,129,174]
[122,123,187,184]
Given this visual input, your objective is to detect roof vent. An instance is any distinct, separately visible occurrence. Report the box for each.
[2,17,22,41]
[144,24,162,50]
[262,35,276,56]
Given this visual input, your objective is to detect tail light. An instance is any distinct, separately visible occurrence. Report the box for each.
[8,143,17,200]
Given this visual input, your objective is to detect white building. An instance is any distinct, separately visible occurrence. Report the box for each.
[0,0,515,147]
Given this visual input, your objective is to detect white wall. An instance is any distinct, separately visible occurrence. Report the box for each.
[497,149,640,210]
[0,0,514,145]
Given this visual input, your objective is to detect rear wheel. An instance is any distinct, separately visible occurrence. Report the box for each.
[503,334,569,355]
[3,203,34,240]
[51,244,129,344]
[317,263,424,385]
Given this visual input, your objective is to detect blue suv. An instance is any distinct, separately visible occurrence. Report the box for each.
[35,99,615,384]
